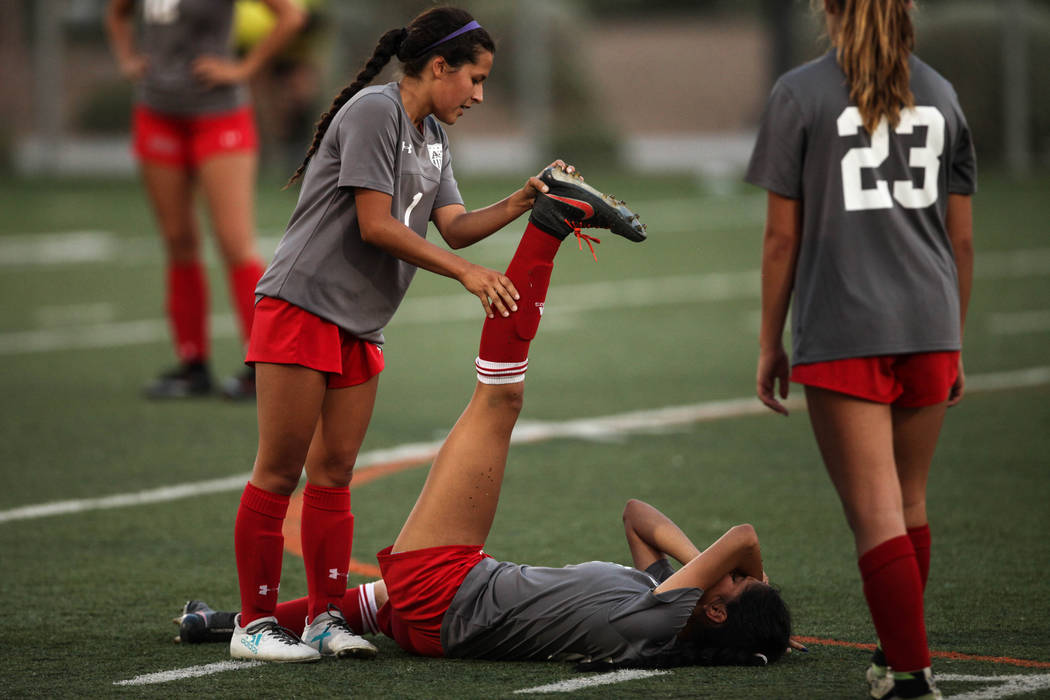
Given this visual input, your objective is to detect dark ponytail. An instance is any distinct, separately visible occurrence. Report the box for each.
[576,584,792,672]
[286,6,494,187]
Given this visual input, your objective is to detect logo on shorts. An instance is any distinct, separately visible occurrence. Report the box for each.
[427,143,443,168]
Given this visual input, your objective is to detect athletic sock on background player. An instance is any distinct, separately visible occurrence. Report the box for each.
[908,523,932,591]
[228,258,264,345]
[301,483,353,622]
[168,260,209,362]
[476,222,561,384]
[858,535,931,672]
[275,582,381,635]
[234,483,289,625]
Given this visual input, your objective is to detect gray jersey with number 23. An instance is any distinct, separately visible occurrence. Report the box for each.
[746,51,977,365]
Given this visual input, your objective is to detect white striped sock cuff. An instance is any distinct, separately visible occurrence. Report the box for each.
[475,356,528,385]
[359,582,380,635]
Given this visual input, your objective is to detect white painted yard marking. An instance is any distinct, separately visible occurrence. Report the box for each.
[2,365,1046,526]
[940,673,1050,700]
[988,310,1050,335]
[514,669,670,694]
[0,231,117,265]
[114,660,263,686]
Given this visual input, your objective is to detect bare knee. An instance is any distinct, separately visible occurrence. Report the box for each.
[307,448,358,487]
[482,382,524,415]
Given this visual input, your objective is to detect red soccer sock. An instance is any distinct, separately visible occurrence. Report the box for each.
[228,259,264,345]
[275,582,380,635]
[301,483,353,622]
[476,222,561,384]
[859,535,931,671]
[908,524,932,591]
[167,260,209,362]
[234,483,290,625]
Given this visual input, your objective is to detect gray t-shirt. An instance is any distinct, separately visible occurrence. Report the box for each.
[135,0,247,115]
[441,557,700,664]
[745,51,977,365]
[256,82,464,344]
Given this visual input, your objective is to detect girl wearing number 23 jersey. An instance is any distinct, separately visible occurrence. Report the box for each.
[746,1,975,698]
[230,6,563,662]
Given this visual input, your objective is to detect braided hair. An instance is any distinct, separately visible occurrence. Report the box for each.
[286,6,495,187]
[576,583,792,671]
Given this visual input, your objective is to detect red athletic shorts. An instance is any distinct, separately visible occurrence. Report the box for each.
[791,351,960,407]
[376,544,492,657]
[246,296,385,389]
[132,104,258,168]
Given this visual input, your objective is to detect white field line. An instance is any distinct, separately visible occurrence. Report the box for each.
[988,310,1050,335]
[114,660,262,686]
[6,243,1050,356]
[514,669,671,694]
[939,673,1050,700]
[2,365,1047,526]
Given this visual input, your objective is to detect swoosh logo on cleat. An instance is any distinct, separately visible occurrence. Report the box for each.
[546,195,594,219]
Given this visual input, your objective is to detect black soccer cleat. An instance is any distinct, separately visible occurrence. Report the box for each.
[219,366,256,401]
[173,600,238,644]
[143,361,213,399]
[530,165,647,242]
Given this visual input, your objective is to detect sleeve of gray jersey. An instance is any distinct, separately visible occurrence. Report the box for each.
[744,81,806,199]
[433,128,464,210]
[947,100,977,195]
[335,94,401,195]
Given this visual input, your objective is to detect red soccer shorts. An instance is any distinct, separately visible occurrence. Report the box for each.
[246,296,384,389]
[132,104,258,168]
[791,351,960,407]
[376,544,492,657]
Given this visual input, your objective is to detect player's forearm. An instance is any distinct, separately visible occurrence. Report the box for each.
[623,499,700,566]
[441,198,529,249]
[104,0,137,64]
[759,199,801,351]
[947,193,973,337]
[362,217,470,281]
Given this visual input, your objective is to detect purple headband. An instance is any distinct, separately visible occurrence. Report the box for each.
[415,20,483,57]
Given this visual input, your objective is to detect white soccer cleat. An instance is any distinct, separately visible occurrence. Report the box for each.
[230,615,321,663]
[303,605,378,659]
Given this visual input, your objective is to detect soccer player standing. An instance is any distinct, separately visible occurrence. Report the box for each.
[228,7,584,663]
[746,1,975,698]
[105,0,305,398]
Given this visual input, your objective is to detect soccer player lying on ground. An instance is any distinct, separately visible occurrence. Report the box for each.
[178,165,792,667]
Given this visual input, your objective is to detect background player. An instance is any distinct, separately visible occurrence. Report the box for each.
[228,8,600,663]
[746,1,975,698]
[105,0,305,399]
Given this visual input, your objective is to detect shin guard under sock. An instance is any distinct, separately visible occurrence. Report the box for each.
[235,483,289,625]
[167,260,209,362]
[859,535,931,672]
[476,223,561,384]
[301,483,353,622]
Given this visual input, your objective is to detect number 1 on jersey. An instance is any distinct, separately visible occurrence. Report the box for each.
[403,192,423,227]
[837,106,945,212]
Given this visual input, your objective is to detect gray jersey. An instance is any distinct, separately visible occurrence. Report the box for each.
[746,51,977,365]
[441,557,700,664]
[256,82,464,344]
[135,0,247,115]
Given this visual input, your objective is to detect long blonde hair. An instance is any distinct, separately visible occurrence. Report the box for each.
[823,0,916,133]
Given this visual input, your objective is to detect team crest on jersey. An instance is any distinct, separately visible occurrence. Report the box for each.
[427,143,443,168]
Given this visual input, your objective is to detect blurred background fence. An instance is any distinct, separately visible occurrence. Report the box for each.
[1,0,1047,181]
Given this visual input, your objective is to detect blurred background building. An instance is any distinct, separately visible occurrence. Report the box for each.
[1,0,1047,181]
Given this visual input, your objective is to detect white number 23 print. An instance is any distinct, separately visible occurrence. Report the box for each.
[837,106,945,211]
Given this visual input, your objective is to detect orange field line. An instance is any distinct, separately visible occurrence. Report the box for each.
[794,636,1050,670]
